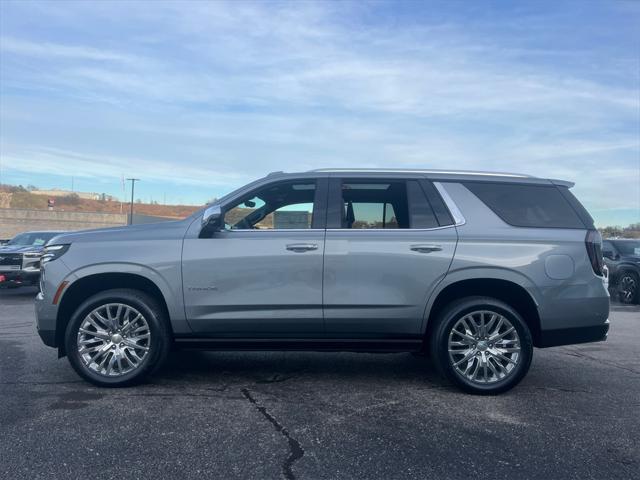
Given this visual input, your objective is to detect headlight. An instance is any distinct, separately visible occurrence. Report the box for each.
[41,244,70,264]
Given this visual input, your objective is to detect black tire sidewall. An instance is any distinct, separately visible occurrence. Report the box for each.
[65,289,170,387]
[431,297,533,395]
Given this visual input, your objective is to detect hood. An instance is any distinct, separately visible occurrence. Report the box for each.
[0,244,45,254]
[48,218,193,245]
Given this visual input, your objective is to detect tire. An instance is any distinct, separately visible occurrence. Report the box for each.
[430,296,533,395]
[617,272,639,305]
[65,289,171,387]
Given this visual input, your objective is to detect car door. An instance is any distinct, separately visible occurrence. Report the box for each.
[323,176,458,336]
[182,177,328,336]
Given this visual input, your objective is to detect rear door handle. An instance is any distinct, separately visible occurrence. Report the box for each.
[286,243,318,253]
[410,244,442,253]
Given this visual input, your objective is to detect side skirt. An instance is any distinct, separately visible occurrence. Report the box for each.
[173,337,424,353]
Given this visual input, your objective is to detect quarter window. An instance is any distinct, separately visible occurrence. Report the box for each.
[464,182,586,229]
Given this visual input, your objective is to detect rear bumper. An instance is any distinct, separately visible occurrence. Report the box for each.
[537,320,609,348]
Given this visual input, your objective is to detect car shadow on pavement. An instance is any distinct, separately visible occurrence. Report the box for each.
[158,349,445,389]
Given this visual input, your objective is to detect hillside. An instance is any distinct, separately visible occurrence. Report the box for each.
[0,185,201,219]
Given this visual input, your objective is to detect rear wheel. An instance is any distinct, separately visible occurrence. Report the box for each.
[430,296,533,395]
[65,289,171,387]
[617,272,639,304]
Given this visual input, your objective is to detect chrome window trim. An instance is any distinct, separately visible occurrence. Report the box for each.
[223,226,457,233]
[433,182,466,226]
[223,228,324,233]
[325,225,456,232]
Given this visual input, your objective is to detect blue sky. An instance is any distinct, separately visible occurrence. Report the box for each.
[0,0,638,226]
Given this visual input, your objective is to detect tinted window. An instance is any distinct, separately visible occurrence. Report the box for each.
[464,182,586,229]
[602,241,615,256]
[407,180,438,228]
[340,181,409,229]
[557,186,595,228]
[8,232,59,246]
[420,180,454,226]
[224,182,316,230]
[612,240,640,256]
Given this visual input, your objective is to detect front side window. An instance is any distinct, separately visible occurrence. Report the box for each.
[224,181,316,230]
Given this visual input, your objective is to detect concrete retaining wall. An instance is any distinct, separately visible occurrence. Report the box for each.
[0,208,128,238]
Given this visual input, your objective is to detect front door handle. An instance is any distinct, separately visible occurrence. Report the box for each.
[410,244,442,253]
[286,243,318,253]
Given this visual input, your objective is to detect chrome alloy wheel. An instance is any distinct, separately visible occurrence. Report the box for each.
[619,275,637,303]
[448,310,521,384]
[77,303,151,377]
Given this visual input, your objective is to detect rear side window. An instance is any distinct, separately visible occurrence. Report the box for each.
[464,182,586,229]
[419,180,454,226]
[340,181,409,229]
[407,180,438,228]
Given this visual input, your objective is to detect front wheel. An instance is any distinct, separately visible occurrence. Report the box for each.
[65,289,171,387]
[430,297,533,395]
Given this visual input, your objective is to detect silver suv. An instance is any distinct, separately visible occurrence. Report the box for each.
[35,169,609,394]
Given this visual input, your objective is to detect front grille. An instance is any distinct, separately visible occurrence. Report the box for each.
[0,253,22,267]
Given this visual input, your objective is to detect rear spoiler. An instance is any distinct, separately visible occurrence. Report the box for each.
[550,179,575,188]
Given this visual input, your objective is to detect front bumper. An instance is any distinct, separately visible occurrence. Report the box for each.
[34,259,73,349]
[35,291,59,348]
[0,269,40,287]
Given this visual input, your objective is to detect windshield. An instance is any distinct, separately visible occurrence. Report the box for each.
[7,232,58,247]
[612,240,640,256]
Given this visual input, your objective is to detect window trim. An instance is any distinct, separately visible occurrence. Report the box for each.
[432,182,466,227]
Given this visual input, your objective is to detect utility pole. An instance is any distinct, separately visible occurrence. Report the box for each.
[126,178,140,225]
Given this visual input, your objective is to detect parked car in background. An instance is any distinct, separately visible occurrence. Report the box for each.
[602,239,640,304]
[35,169,609,394]
[0,231,65,288]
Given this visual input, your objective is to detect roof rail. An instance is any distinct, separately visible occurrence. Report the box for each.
[309,168,534,178]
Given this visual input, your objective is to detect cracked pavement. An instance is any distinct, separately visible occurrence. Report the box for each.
[1,287,639,479]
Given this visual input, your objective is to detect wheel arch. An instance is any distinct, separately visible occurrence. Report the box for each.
[424,276,543,347]
[56,272,173,357]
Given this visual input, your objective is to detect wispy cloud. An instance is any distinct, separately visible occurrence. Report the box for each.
[0,37,143,64]
[0,0,638,222]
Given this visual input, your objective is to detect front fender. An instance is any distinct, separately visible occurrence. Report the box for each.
[61,262,188,330]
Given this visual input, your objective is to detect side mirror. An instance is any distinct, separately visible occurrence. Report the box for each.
[201,205,222,232]
[603,251,615,260]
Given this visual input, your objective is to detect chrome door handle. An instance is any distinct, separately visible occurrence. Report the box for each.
[410,244,442,253]
[286,243,318,253]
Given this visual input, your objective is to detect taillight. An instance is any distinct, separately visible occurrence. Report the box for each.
[585,229,604,276]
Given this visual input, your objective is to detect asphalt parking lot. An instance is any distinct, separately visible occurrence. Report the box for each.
[1,287,638,480]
